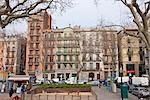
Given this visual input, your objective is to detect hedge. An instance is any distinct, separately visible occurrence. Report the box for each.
[38,84,91,89]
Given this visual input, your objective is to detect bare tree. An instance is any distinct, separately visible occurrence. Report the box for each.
[118,0,150,75]
[0,0,73,28]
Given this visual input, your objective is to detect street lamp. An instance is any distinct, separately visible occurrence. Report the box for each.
[120,67,123,100]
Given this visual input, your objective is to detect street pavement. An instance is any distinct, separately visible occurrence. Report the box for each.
[0,93,10,100]
[92,86,139,100]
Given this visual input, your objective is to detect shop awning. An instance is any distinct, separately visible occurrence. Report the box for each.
[8,75,30,81]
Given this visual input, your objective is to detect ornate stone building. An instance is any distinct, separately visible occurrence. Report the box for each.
[118,29,147,76]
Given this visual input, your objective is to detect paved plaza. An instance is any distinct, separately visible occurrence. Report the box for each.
[0,86,149,100]
[92,86,141,100]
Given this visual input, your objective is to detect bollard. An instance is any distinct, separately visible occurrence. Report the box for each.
[47,95,48,100]
[39,95,40,100]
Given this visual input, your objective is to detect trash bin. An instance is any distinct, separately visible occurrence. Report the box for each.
[121,83,128,99]
[112,83,117,93]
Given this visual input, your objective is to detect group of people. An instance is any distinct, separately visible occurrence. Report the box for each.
[9,83,26,100]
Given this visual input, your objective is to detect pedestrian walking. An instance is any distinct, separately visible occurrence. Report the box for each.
[99,80,101,88]
[21,84,26,100]
[9,87,14,98]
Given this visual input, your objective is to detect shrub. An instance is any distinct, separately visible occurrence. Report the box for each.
[38,84,91,89]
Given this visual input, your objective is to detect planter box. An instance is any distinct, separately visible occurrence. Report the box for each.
[33,87,91,94]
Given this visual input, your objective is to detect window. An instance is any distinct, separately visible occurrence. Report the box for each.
[96,63,100,70]
[29,58,33,63]
[70,56,72,61]
[139,39,142,43]
[75,64,78,69]
[29,66,32,70]
[30,43,33,49]
[35,50,38,55]
[12,52,15,58]
[128,55,132,61]
[58,48,61,53]
[90,63,93,70]
[30,50,33,55]
[12,47,15,52]
[45,65,48,70]
[127,38,130,43]
[58,56,61,61]
[30,37,33,41]
[64,64,67,68]
[30,22,34,27]
[13,42,15,45]
[126,64,135,71]
[11,59,14,64]
[83,40,86,46]
[58,33,61,38]
[139,47,144,61]
[64,55,67,61]
[36,43,39,48]
[58,64,61,69]
[30,30,34,34]
[36,36,39,41]
[83,63,86,69]
[35,57,38,63]
[82,54,86,61]
[89,54,93,60]
[50,56,53,62]
[70,64,72,68]
[64,33,67,38]
[96,54,99,60]
[75,55,78,61]
[7,47,10,52]
[50,65,53,70]
[64,47,67,53]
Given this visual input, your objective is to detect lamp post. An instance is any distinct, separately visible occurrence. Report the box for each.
[120,67,123,100]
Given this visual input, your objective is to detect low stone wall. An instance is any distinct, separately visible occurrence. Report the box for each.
[25,92,97,100]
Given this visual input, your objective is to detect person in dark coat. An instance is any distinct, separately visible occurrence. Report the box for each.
[9,87,14,98]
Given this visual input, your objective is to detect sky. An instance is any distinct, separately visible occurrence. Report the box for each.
[4,0,133,34]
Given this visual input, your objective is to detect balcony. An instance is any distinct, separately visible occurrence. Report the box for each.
[145,53,149,58]
[46,62,55,64]
[29,47,34,50]
[56,52,80,55]
[82,68,97,71]
[28,54,33,57]
[28,62,33,66]
[57,44,79,48]
[30,26,34,30]
[34,62,39,66]
[57,37,80,41]
[45,69,55,73]
[57,60,79,64]
[35,40,40,43]
[36,25,41,29]
[47,45,55,48]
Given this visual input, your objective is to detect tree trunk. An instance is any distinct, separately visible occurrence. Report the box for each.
[148,48,150,75]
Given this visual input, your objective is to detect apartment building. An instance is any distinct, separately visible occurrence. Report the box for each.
[0,33,5,72]
[101,29,119,79]
[43,27,80,80]
[26,12,120,81]
[25,11,51,79]
[0,35,26,75]
[79,28,104,81]
[118,29,147,76]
